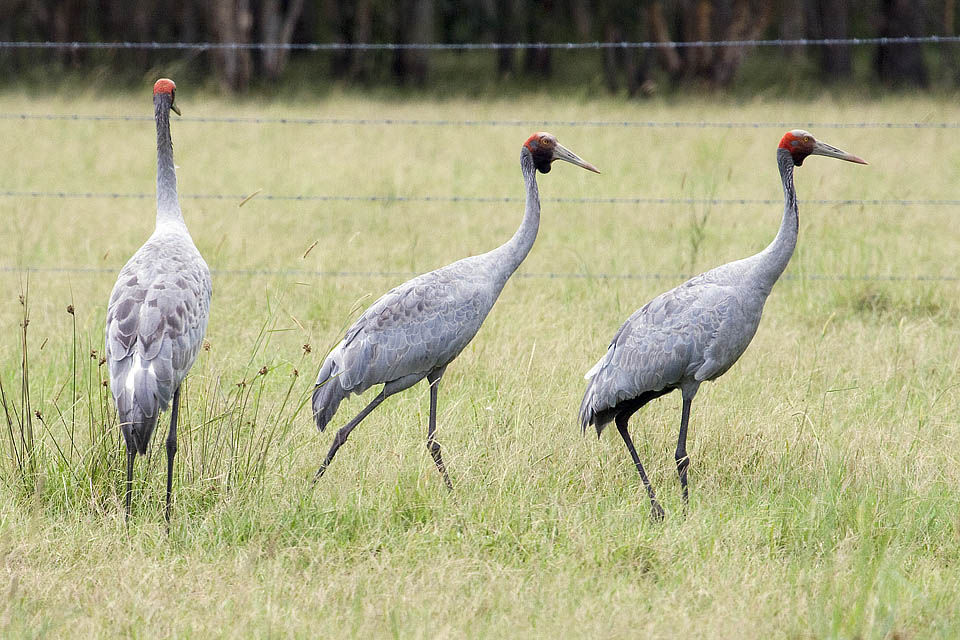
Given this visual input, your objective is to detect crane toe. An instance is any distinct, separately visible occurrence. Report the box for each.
[650,500,665,522]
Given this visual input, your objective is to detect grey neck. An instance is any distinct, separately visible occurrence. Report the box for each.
[754,148,798,292]
[155,93,183,225]
[489,148,541,285]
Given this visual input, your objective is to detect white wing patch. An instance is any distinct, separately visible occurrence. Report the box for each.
[125,352,141,395]
[584,357,604,380]
[123,352,157,396]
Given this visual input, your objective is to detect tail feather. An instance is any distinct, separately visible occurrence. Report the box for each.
[312,357,348,432]
[117,402,159,455]
[110,355,164,455]
[579,376,615,438]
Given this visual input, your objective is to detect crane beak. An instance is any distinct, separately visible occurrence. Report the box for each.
[810,140,867,165]
[171,102,181,116]
[553,143,600,173]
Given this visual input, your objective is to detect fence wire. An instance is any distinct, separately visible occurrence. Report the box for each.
[3,113,958,129]
[2,35,955,284]
[2,265,956,284]
[1,190,956,208]
[1,35,959,52]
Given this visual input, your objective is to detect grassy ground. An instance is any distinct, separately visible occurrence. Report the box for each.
[1,88,959,638]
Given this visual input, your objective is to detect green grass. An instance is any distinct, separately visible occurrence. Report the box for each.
[1,89,959,638]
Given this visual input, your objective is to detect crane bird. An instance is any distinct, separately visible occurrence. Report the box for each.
[579,130,866,520]
[313,132,599,487]
[105,79,211,523]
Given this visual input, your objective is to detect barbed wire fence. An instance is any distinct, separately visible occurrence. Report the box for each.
[2,113,959,129]
[1,36,958,284]
[3,266,955,284]
[2,35,959,51]
[2,190,959,208]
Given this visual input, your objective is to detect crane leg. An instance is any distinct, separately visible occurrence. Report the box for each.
[125,448,135,522]
[616,413,665,521]
[165,385,181,529]
[426,368,453,490]
[675,385,698,508]
[313,390,386,484]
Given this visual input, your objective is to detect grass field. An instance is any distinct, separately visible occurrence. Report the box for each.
[1,88,959,638]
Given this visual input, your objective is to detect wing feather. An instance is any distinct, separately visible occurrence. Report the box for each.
[106,230,211,451]
[316,258,493,400]
[581,276,733,422]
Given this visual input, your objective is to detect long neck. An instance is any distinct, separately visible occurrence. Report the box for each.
[154,94,183,226]
[754,148,798,291]
[489,148,540,283]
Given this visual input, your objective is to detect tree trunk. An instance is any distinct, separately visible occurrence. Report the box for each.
[0,0,27,74]
[711,0,773,86]
[875,0,928,87]
[599,1,648,96]
[348,0,373,82]
[602,22,622,93]
[944,0,960,85]
[523,2,552,76]
[648,0,681,79]
[821,0,851,79]
[494,0,521,76]
[51,0,85,68]
[779,0,806,61]
[679,0,713,80]
[208,0,254,92]
[393,0,434,86]
[260,0,306,81]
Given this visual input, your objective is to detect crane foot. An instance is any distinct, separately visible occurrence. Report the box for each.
[650,500,665,522]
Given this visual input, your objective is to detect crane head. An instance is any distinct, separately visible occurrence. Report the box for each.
[524,132,600,174]
[778,130,866,166]
[153,78,181,116]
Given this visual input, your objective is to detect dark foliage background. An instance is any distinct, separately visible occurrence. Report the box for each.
[0,0,956,93]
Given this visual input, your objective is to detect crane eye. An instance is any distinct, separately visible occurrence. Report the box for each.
[803,136,810,143]
[539,136,551,146]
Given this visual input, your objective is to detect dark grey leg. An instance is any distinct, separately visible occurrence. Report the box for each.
[675,387,697,506]
[616,413,665,521]
[125,448,135,522]
[426,369,452,490]
[313,390,386,483]
[165,385,181,527]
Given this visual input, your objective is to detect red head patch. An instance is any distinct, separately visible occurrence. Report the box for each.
[778,129,817,165]
[524,132,557,152]
[778,130,800,150]
[779,129,815,151]
[154,78,176,96]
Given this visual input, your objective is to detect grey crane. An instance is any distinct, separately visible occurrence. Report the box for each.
[579,130,866,520]
[105,79,212,523]
[313,132,598,486]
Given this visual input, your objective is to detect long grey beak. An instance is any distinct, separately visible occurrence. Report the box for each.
[171,102,181,116]
[811,140,867,165]
[553,142,600,173]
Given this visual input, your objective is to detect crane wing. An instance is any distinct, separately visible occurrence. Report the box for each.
[323,262,493,396]
[583,275,744,417]
[106,235,212,418]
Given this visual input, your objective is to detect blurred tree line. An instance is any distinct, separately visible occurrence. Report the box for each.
[0,0,957,92]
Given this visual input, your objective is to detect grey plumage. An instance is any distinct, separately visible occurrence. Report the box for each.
[313,263,493,432]
[313,132,598,486]
[579,255,764,434]
[106,240,210,452]
[580,130,866,519]
[105,79,210,522]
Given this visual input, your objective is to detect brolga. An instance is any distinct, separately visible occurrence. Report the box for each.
[313,132,598,487]
[579,130,866,520]
[105,79,211,524]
